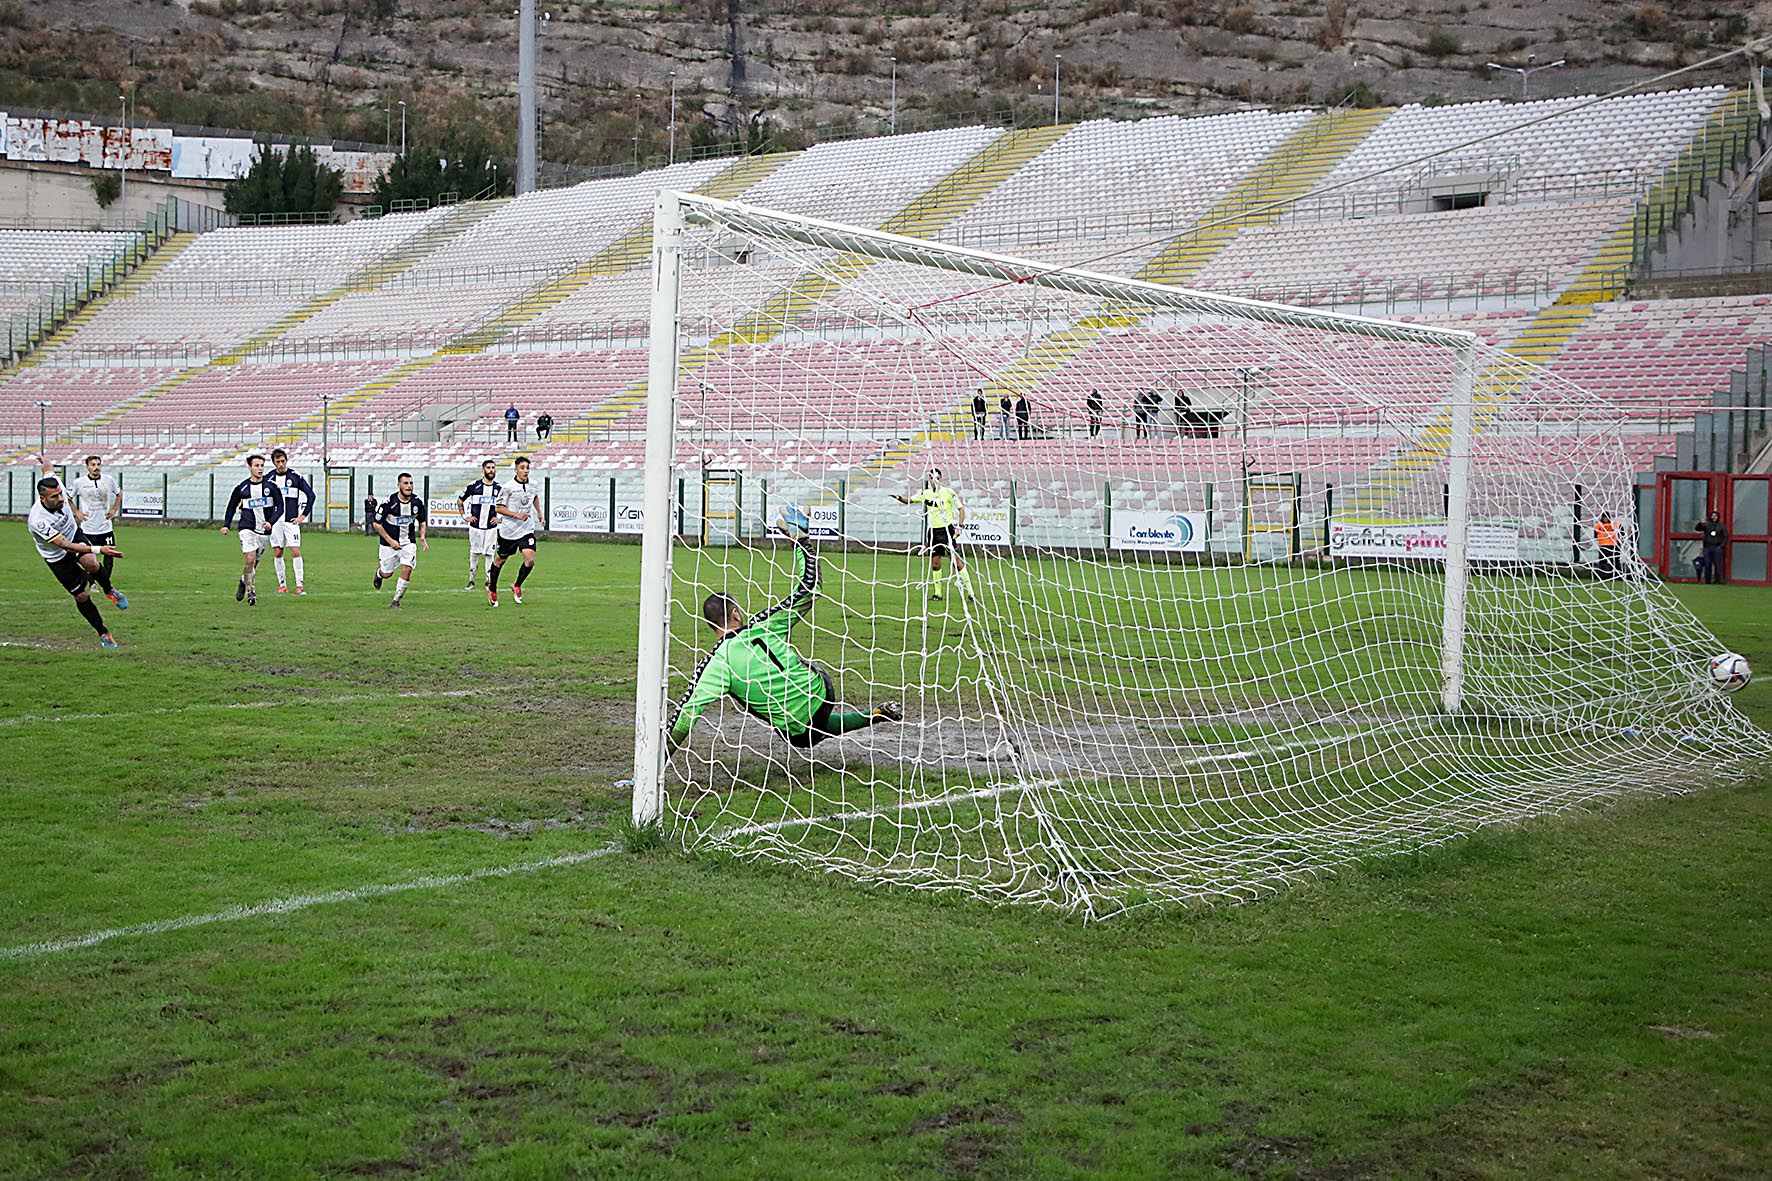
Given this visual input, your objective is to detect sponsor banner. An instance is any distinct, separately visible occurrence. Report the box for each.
[425,497,466,529]
[1328,519,1520,561]
[613,501,646,535]
[807,504,840,541]
[550,499,610,533]
[120,490,164,520]
[1109,509,1209,553]
[958,506,1012,547]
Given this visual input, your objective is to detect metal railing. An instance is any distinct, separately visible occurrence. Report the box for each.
[2,198,179,365]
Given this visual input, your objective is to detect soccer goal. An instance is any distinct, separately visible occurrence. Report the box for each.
[631,191,1770,918]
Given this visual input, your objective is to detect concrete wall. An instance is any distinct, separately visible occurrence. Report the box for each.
[0,160,364,228]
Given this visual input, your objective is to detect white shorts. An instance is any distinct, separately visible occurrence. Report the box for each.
[271,520,303,549]
[468,525,497,556]
[378,542,418,574]
[240,529,273,555]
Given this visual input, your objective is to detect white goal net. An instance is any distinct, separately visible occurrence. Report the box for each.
[631,192,1770,918]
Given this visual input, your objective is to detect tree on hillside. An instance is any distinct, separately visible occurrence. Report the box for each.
[223,143,344,219]
[370,135,513,209]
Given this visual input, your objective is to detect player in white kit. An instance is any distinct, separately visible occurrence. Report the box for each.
[487,456,542,607]
[47,453,128,610]
[456,459,501,590]
[26,459,124,647]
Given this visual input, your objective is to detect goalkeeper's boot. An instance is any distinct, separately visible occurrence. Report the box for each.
[875,701,904,723]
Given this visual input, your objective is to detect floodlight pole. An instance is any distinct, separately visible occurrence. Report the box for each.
[668,71,678,165]
[633,191,686,827]
[889,57,897,134]
[1486,56,1563,100]
[35,400,51,458]
[398,101,406,157]
[320,393,332,475]
[1053,54,1061,126]
[517,0,538,194]
[1441,342,1476,714]
[117,93,128,230]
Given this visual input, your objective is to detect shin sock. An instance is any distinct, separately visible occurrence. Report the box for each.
[274,556,287,588]
[293,557,304,586]
[394,576,409,603]
[76,597,107,635]
[514,562,532,587]
[488,563,502,592]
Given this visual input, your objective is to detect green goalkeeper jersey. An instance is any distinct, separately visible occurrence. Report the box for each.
[909,485,963,529]
[670,539,824,742]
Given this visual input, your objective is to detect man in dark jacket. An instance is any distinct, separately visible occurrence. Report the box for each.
[1695,511,1728,584]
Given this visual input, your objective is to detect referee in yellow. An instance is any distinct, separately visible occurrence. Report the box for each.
[893,468,975,602]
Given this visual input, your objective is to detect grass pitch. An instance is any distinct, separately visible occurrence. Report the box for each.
[1,526,1768,1178]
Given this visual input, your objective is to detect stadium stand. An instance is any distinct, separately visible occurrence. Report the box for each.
[2,85,1768,500]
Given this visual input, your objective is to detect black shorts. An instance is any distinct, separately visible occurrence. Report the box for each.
[497,533,537,557]
[787,667,838,750]
[47,557,92,597]
[928,526,954,556]
[76,529,114,549]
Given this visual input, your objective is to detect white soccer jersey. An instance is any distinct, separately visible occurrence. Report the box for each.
[27,496,80,564]
[68,472,120,534]
[496,479,542,541]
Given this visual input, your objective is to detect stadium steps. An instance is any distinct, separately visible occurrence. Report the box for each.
[539,134,1068,458]
[852,111,1395,462]
[5,232,199,373]
[1338,98,1753,516]
[1137,106,1394,288]
[215,200,507,365]
[443,153,806,360]
[1620,88,1762,279]
[880,124,1072,240]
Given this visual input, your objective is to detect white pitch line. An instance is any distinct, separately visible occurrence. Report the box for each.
[0,845,620,962]
[0,716,1438,961]
[0,685,560,729]
[0,580,629,602]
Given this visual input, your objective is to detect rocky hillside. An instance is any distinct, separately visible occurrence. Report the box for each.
[2,0,1764,171]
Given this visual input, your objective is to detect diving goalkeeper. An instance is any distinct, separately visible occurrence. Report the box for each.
[668,509,902,752]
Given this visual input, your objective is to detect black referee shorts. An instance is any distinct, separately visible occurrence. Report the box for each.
[47,557,92,597]
[928,526,954,556]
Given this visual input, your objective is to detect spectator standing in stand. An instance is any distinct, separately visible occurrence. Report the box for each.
[1695,511,1728,584]
[1015,393,1032,441]
[971,391,987,440]
[504,403,521,443]
[1086,389,1103,438]
[998,395,1014,441]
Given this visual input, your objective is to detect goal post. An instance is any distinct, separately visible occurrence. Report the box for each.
[631,189,1770,915]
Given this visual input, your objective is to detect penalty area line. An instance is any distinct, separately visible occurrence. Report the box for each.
[0,845,621,963]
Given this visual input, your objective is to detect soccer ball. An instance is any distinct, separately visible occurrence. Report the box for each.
[1707,653,1752,692]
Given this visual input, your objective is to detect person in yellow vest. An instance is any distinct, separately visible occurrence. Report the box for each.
[1594,511,1622,578]
[893,468,975,602]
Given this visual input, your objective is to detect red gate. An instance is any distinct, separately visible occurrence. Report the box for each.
[1654,472,1772,585]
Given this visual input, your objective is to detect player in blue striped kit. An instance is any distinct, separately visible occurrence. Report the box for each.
[220,454,283,607]
[267,448,316,595]
[456,459,501,591]
[373,472,429,608]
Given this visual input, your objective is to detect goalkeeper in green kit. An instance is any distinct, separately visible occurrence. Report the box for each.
[668,508,902,751]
